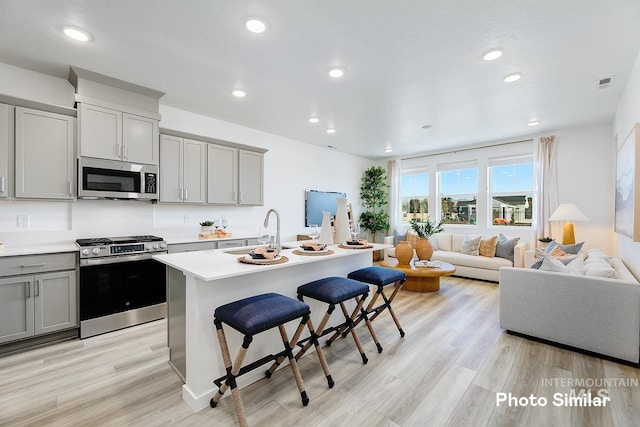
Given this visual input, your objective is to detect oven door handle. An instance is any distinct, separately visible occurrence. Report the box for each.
[80,252,166,266]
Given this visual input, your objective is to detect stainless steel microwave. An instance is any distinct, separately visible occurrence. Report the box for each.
[78,157,158,200]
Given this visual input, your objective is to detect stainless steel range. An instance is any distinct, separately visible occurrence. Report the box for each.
[76,235,167,338]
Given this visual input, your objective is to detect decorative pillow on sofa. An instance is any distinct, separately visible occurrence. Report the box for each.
[545,241,584,255]
[583,263,617,279]
[460,235,482,255]
[495,234,520,262]
[537,255,584,274]
[479,236,498,257]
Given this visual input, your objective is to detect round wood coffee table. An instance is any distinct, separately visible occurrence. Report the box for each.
[381,259,455,292]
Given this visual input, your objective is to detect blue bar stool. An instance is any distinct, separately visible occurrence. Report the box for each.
[210,293,332,427]
[295,276,374,364]
[347,266,407,351]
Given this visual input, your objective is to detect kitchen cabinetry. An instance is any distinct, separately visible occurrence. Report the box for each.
[0,253,77,345]
[238,150,263,205]
[0,103,10,199]
[79,103,159,165]
[159,135,206,203]
[207,144,237,204]
[207,145,264,206]
[14,107,75,200]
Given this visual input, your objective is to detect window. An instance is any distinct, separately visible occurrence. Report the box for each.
[438,162,477,225]
[489,156,533,227]
[401,170,429,223]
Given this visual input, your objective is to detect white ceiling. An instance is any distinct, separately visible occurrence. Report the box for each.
[1,0,640,159]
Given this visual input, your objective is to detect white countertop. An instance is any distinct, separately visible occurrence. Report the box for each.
[164,232,257,245]
[154,242,391,282]
[0,242,78,257]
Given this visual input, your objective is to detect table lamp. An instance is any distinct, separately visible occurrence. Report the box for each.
[548,203,589,245]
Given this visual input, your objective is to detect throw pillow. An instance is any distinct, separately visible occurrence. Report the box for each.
[548,246,567,258]
[545,241,584,255]
[460,235,482,256]
[566,256,585,275]
[539,255,569,273]
[530,256,577,269]
[495,234,520,262]
[479,236,498,257]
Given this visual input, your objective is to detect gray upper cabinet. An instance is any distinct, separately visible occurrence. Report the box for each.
[15,107,75,200]
[0,103,11,199]
[79,103,159,165]
[238,150,263,205]
[207,145,263,206]
[207,144,238,204]
[159,135,205,203]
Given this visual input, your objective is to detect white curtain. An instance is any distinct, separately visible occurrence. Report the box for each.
[387,159,402,235]
[533,135,558,239]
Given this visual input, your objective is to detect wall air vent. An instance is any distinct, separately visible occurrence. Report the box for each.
[598,76,614,89]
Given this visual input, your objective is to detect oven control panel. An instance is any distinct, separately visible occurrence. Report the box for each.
[79,241,167,259]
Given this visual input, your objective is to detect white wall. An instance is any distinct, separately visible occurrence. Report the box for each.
[0,64,374,247]
[614,50,640,278]
[549,123,615,254]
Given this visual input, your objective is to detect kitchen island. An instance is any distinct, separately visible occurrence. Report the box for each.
[153,242,390,412]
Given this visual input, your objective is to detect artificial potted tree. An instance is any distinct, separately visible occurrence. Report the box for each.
[410,218,444,260]
[359,166,390,247]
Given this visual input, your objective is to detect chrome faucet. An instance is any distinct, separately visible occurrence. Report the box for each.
[263,208,281,251]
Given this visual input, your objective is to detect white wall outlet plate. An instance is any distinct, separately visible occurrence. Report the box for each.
[17,214,30,227]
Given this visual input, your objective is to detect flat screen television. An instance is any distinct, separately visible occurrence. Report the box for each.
[305,189,346,227]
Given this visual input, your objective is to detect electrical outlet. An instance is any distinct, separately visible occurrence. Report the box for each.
[17,215,30,227]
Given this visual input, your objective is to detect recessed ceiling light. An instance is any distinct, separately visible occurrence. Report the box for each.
[326,128,336,134]
[528,120,540,127]
[328,67,346,79]
[245,18,267,34]
[482,49,503,61]
[232,89,246,98]
[384,147,393,153]
[63,27,91,42]
[308,117,319,124]
[503,73,522,83]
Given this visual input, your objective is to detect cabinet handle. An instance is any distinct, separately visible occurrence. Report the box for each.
[35,280,40,297]
[21,263,46,268]
[25,282,30,298]
[124,145,128,159]
[117,143,122,157]
[68,181,72,195]
[184,188,188,201]
[1,176,5,193]
[179,188,184,200]
[239,192,243,202]
[233,191,237,201]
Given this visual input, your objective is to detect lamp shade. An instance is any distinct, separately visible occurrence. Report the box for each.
[548,203,589,222]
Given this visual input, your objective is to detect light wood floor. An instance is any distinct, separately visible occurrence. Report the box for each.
[2,276,639,426]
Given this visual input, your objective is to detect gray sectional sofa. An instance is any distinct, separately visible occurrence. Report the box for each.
[500,255,640,363]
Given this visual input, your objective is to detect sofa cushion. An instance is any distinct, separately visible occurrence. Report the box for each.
[460,235,481,256]
[610,258,639,283]
[583,260,617,279]
[545,240,584,255]
[479,236,498,257]
[436,233,453,252]
[432,250,512,270]
[496,234,520,262]
[452,234,465,252]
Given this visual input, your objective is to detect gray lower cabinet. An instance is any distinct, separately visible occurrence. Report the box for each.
[0,252,77,345]
[0,270,77,344]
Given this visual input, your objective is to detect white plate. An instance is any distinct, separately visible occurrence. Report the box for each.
[244,254,281,263]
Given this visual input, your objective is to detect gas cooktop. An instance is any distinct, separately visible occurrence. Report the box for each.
[76,235,164,247]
